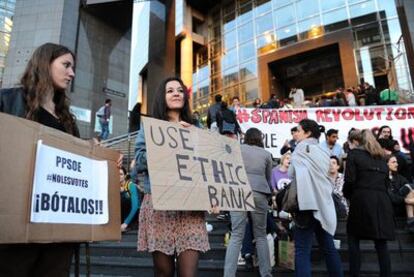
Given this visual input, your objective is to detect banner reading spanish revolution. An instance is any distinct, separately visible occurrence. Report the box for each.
[237,104,414,158]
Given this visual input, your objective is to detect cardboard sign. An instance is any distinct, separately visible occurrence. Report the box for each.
[142,117,254,211]
[237,104,414,158]
[31,142,109,224]
[0,112,121,243]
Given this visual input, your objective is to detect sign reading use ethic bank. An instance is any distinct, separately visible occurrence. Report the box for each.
[142,117,255,211]
[237,104,414,158]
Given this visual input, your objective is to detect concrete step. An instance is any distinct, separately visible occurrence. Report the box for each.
[73,255,414,277]
[84,239,414,264]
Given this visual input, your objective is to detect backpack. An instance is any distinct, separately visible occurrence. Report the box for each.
[218,109,236,135]
[96,106,105,117]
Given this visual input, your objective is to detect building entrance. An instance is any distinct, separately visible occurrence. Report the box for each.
[269,44,344,99]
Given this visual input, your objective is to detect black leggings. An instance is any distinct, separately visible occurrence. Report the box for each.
[348,235,391,277]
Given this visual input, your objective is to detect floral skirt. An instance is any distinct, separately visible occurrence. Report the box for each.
[137,194,210,256]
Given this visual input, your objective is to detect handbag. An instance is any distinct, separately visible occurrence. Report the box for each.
[281,178,298,213]
[278,238,295,270]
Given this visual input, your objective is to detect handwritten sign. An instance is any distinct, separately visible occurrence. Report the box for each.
[30,141,109,224]
[142,117,255,211]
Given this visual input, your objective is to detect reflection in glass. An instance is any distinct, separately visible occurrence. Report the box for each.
[255,0,272,16]
[240,61,257,81]
[239,41,255,63]
[224,12,236,33]
[255,12,273,35]
[298,16,321,39]
[222,48,238,69]
[377,0,397,19]
[276,24,296,42]
[223,66,239,88]
[238,23,254,44]
[224,30,237,51]
[257,32,276,50]
[296,0,319,19]
[238,2,253,24]
[320,0,346,11]
[349,0,376,20]
[240,79,259,102]
[354,22,381,48]
[323,8,349,32]
[272,0,292,8]
[274,4,295,28]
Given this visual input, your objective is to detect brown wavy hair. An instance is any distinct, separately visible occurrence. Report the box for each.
[349,129,385,159]
[20,43,78,136]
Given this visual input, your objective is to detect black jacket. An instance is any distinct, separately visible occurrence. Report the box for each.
[343,148,395,240]
[0,87,79,137]
[388,173,409,216]
[0,87,26,117]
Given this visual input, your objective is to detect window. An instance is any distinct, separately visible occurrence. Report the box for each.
[255,12,273,35]
[239,41,255,63]
[224,29,237,51]
[320,0,346,12]
[274,4,295,28]
[238,22,254,44]
[296,0,319,20]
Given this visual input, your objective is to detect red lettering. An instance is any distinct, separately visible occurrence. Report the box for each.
[395,108,407,120]
[408,107,414,119]
[316,110,325,122]
[262,110,271,124]
[342,109,354,120]
[269,110,279,124]
[354,108,363,121]
[332,109,341,122]
[363,109,374,120]
[324,109,332,122]
[279,111,292,123]
[293,110,308,123]
[386,108,393,121]
[373,108,384,120]
[251,109,261,124]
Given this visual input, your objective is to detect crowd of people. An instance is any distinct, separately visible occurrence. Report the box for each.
[1,42,413,277]
[238,83,407,110]
[125,76,414,277]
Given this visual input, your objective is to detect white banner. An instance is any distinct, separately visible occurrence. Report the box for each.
[30,141,109,224]
[237,105,414,158]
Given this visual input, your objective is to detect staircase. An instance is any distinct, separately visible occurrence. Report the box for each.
[72,215,414,276]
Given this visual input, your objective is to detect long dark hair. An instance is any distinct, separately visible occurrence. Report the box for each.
[151,77,192,123]
[298,119,325,140]
[20,43,78,136]
[244,128,264,148]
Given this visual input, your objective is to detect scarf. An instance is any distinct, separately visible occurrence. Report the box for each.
[289,138,337,235]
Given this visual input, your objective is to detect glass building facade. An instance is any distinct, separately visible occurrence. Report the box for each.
[191,0,413,115]
[0,0,15,86]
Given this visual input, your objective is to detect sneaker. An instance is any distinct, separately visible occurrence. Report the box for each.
[244,254,253,270]
[237,255,246,265]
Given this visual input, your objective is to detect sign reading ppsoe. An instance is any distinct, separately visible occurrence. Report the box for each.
[237,104,414,158]
[142,117,254,211]
[31,141,109,224]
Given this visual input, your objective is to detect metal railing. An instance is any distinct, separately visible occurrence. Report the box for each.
[100,130,139,167]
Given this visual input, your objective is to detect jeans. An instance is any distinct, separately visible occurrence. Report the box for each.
[294,217,343,277]
[348,235,391,277]
[224,191,272,277]
[99,119,109,140]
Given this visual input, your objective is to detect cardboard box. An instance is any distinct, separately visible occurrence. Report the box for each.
[0,112,121,243]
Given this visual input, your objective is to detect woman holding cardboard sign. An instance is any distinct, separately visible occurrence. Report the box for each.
[0,43,79,276]
[134,77,210,277]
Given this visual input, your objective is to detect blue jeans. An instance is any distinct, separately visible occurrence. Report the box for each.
[294,217,343,277]
[99,119,109,140]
